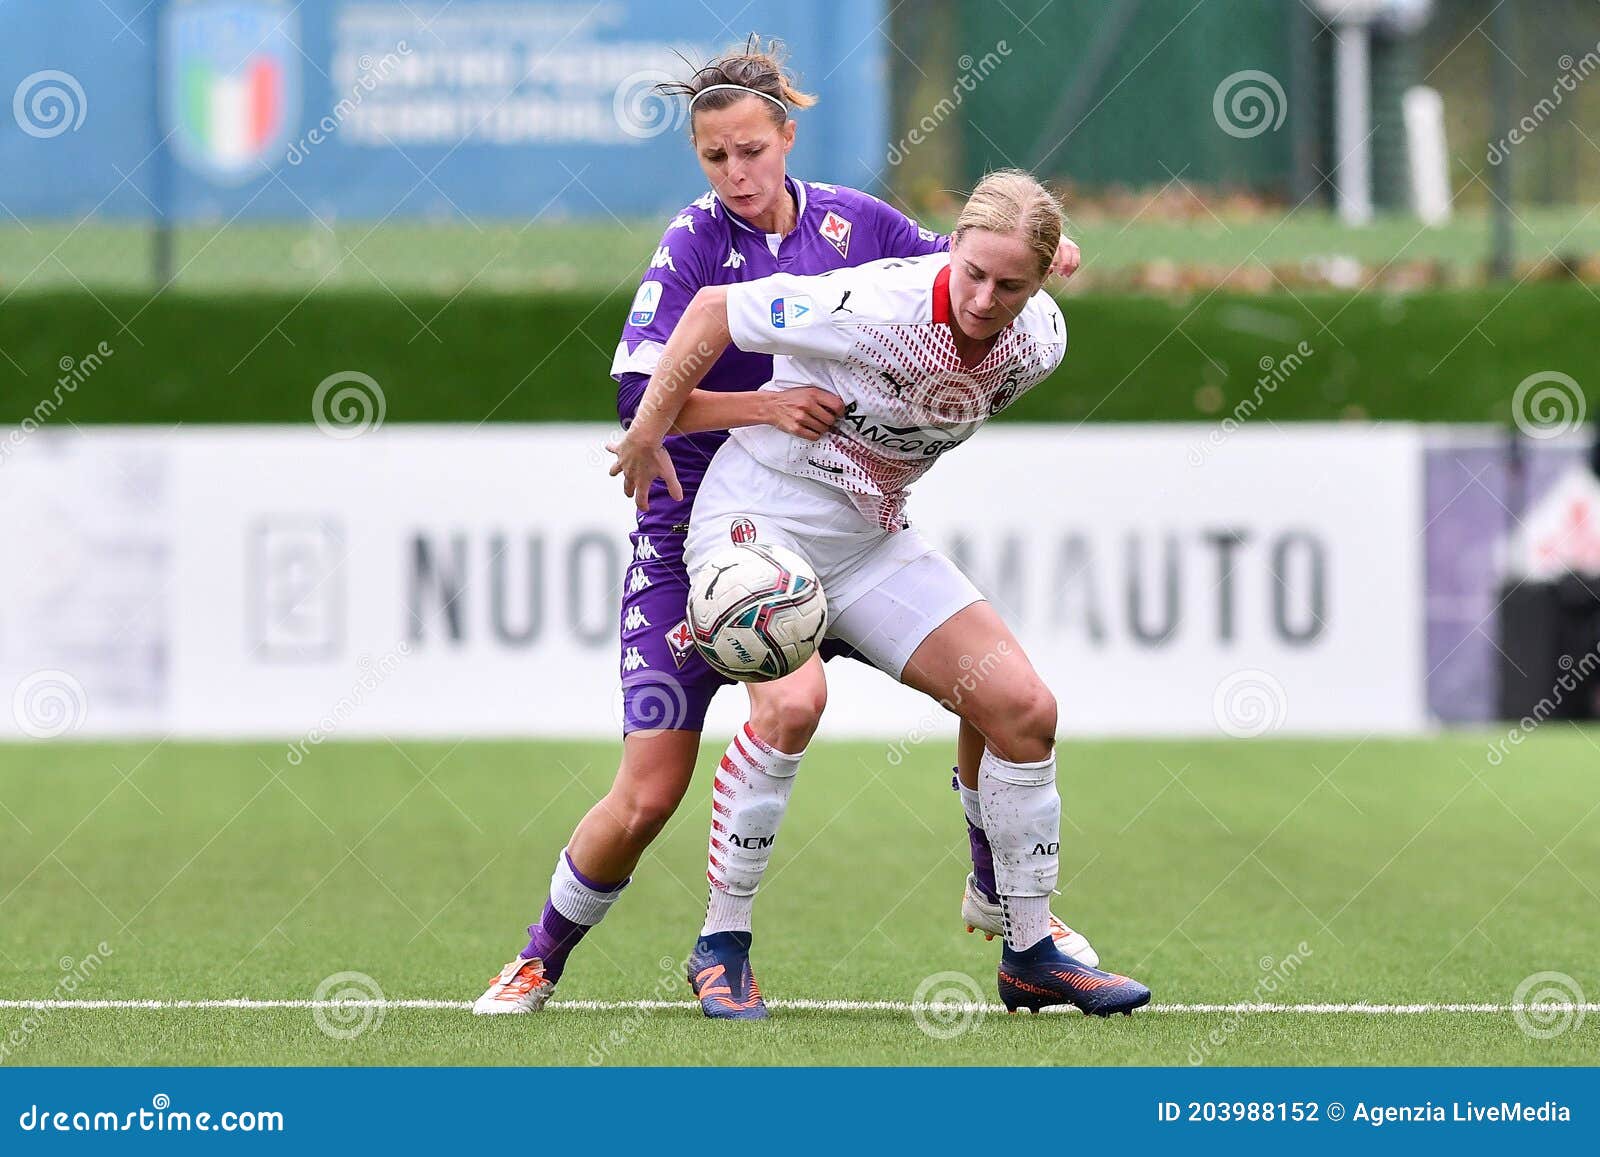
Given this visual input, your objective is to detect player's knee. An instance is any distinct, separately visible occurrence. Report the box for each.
[987,682,1057,758]
[751,680,827,752]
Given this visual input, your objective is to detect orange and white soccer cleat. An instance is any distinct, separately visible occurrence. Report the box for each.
[472,955,555,1016]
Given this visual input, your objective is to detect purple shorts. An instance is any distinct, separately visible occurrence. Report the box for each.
[618,526,857,734]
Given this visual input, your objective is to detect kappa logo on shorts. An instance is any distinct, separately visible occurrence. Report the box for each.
[664,619,696,668]
[729,517,758,544]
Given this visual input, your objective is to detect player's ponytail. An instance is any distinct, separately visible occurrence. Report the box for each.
[953,170,1066,279]
[657,34,817,132]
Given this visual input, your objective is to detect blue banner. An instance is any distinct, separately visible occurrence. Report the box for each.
[2,1067,1596,1152]
[0,0,888,220]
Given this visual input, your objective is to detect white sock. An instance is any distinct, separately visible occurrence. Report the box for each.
[548,847,628,926]
[957,778,983,828]
[977,747,1060,951]
[702,724,802,935]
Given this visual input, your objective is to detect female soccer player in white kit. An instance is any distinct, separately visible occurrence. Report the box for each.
[612,170,1151,1016]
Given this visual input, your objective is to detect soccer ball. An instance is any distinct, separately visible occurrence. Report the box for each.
[686,542,828,682]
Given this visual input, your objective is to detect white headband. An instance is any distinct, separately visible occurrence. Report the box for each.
[690,83,787,112]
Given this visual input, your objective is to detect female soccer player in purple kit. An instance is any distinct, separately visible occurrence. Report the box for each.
[475,39,1088,1016]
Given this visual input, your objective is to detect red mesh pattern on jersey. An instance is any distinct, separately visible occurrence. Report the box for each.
[789,320,1057,530]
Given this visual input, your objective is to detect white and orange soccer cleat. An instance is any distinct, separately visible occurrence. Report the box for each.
[472,955,555,1016]
[961,873,1099,967]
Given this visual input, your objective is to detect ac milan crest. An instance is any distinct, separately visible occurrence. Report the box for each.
[729,517,759,544]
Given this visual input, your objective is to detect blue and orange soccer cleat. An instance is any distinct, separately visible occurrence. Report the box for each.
[686,931,769,1020]
[997,937,1151,1017]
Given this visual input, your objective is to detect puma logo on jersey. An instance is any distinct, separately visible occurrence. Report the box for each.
[879,369,907,396]
[832,290,853,315]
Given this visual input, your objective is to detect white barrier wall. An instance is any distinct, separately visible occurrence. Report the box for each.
[0,424,1425,739]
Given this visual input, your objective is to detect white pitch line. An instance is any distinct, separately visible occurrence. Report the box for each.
[2,999,1596,1015]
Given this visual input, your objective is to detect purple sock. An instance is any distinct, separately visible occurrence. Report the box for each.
[519,853,629,982]
[967,819,1000,903]
[520,902,588,982]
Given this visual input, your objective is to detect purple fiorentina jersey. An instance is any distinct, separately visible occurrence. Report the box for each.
[611,177,949,532]
[610,177,949,733]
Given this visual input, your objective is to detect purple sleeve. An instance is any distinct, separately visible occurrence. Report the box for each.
[616,372,648,426]
[875,200,950,258]
[611,210,718,396]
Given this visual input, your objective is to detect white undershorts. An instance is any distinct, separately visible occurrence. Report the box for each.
[684,439,983,678]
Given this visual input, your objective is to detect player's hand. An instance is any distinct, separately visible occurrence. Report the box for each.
[766,387,845,441]
[607,434,683,511]
[1050,236,1081,280]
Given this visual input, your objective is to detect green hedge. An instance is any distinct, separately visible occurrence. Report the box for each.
[3,284,1595,425]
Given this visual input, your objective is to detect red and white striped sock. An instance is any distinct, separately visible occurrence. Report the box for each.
[702,723,803,935]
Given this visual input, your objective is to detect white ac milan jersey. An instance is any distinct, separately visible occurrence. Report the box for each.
[724,252,1067,529]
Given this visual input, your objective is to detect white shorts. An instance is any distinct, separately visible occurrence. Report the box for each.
[685,440,983,678]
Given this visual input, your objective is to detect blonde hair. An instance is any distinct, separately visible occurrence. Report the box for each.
[658,35,817,131]
[952,169,1065,278]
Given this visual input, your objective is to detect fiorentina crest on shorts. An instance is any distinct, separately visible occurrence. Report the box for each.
[819,210,852,259]
[164,0,300,185]
[665,619,696,668]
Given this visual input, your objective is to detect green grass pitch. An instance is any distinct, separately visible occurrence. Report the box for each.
[1,731,1597,1066]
